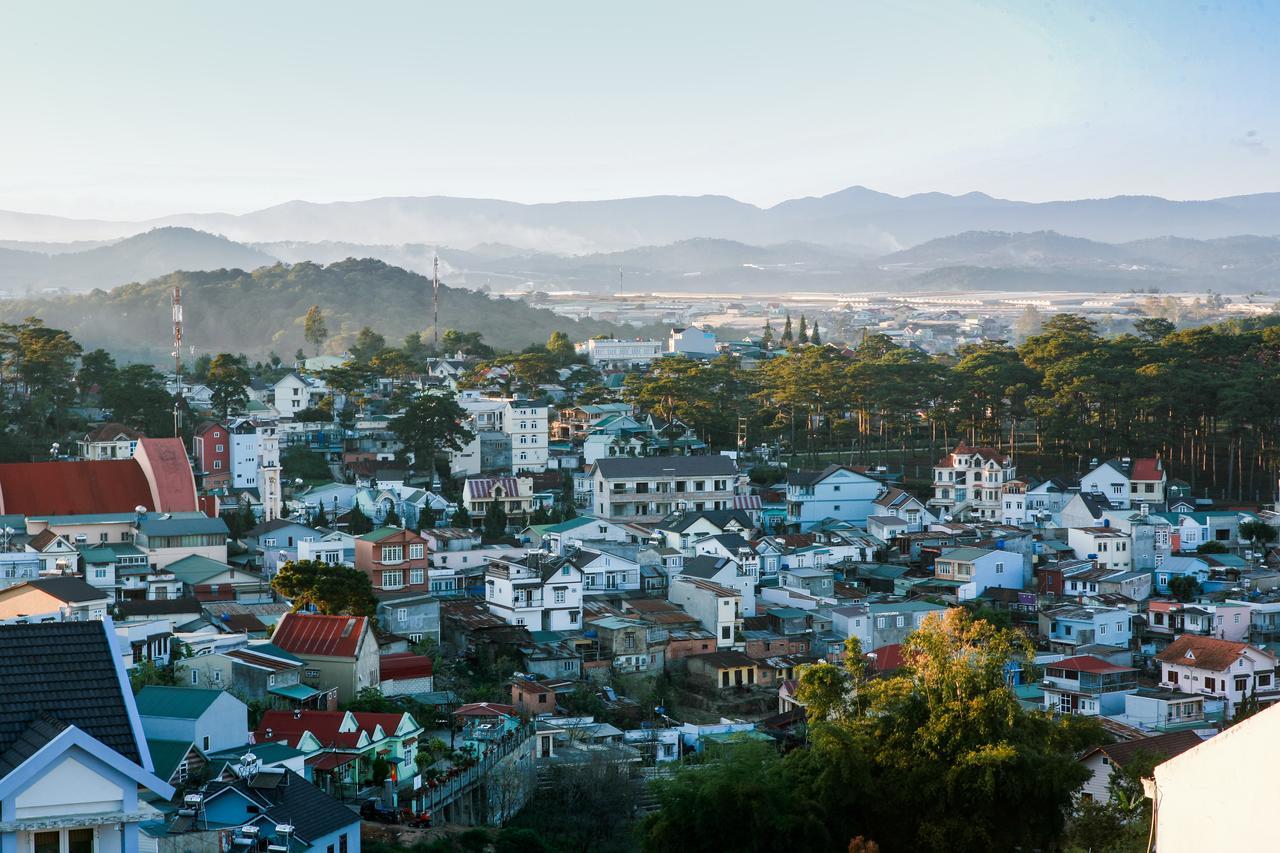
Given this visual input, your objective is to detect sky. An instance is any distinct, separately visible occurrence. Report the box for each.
[2,0,1278,219]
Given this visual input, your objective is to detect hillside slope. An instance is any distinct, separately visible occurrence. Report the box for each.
[0,258,645,361]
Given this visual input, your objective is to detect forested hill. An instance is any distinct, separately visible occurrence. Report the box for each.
[0,258,643,361]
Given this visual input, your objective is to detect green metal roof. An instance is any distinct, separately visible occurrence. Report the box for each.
[77,545,116,564]
[146,738,198,782]
[542,516,596,534]
[268,683,322,701]
[246,642,303,664]
[165,554,245,585]
[135,686,225,719]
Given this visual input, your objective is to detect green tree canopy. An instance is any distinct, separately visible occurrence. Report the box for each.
[271,559,378,616]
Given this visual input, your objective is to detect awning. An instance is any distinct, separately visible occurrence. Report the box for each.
[269,683,322,701]
[305,753,358,771]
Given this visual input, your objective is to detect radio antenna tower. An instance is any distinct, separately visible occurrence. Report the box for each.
[172,286,184,435]
[432,254,440,351]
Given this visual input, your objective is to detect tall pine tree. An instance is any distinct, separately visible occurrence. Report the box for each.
[797,315,809,345]
[780,313,794,345]
[810,321,821,345]
[761,320,774,350]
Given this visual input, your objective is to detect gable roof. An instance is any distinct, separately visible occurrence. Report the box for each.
[0,577,111,604]
[271,613,368,658]
[680,555,736,580]
[656,509,754,534]
[786,464,876,487]
[165,554,243,585]
[1048,655,1136,675]
[204,770,356,843]
[466,476,522,499]
[0,621,142,775]
[1084,730,1204,769]
[147,738,199,782]
[874,486,924,509]
[1155,635,1270,672]
[135,686,226,719]
[379,652,435,680]
[939,444,1012,466]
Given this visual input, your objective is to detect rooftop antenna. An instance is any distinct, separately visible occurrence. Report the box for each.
[172,286,184,435]
[432,254,440,351]
[618,266,624,295]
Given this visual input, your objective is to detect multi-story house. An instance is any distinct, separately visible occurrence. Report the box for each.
[1041,655,1139,716]
[1023,477,1074,522]
[1067,526,1133,572]
[1062,563,1151,602]
[355,527,430,594]
[272,371,328,418]
[193,420,232,489]
[134,512,230,569]
[1042,604,1133,653]
[932,546,1022,601]
[423,528,523,596]
[679,554,757,616]
[783,464,885,531]
[568,544,642,595]
[463,475,536,521]
[830,600,950,652]
[484,551,584,631]
[929,444,1016,522]
[1155,634,1278,717]
[668,325,718,355]
[506,399,549,473]
[870,486,934,532]
[1147,600,1252,643]
[556,403,635,441]
[1079,457,1166,510]
[591,456,738,523]
[376,591,440,646]
[228,417,263,490]
[574,337,664,369]
[668,575,741,649]
[270,613,380,705]
[77,422,141,460]
[1153,511,1251,553]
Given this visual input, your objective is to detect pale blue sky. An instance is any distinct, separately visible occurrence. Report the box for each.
[2,0,1277,218]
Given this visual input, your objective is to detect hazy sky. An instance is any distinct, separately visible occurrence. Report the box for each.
[3,1,1277,219]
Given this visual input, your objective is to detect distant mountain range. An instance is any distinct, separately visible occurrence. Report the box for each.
[4,186,1280,254]
[0,228,276,294]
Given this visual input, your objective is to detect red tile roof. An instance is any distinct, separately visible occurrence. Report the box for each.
[0,460,155,516]
[867,643,905,673]
[1049,655,1136,675]
[1131,457,1164,481]
[0,437,198,516]
[256,710,360,749]
[378,652,434,680]
[271,613,367,658]
[939,443,1011,467]
[1155,635,1266,673]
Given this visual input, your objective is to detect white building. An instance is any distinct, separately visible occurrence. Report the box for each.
[1079,457,1166,510]
[272,372,328,418]
[929,444,1016,522]
[668,326,718,356]
[568,545,642,595]
[667,575,740,649]
[507,399,549,473]
[932,546,1022,601]
[484,552,584,631]
[228,418,262,490]
[574,338,664,369]
[1154,634,1278,718]
[1066,526,1133,572]
[784,464,885,531]
[591,456,738,523]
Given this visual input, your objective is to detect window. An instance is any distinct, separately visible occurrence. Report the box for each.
[1236,676,1248,693]
[340,835,348,853]
[202,735,210,750]
[382,545,404,563]
[876,616,886,629]
[191,669,199,685]
[1205,677,1217,692]
[995,562,1004,574]
[554,588,566,605]
[409,568,424,585]
[721,626,731,640]
[833,505,841,512]
[409,543,425,560]
[381,570,403,588]
[895,615,905,628]
[1258,673,1272,688]
[397,607,408,621]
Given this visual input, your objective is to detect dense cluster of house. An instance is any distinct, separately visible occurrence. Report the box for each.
[14,329,1280,847]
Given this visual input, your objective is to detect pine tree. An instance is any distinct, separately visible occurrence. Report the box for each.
[348,504,373,535]
[798,315,809,345]
[810,321,821,345]
[383,505,401,528]
[780,313,794,345]
[761,320,774,350]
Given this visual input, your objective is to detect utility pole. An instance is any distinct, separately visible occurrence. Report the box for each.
[432,254,440,351]
[172,286,183,435]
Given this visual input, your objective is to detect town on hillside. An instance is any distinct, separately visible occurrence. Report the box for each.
[0,309,1277,852]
